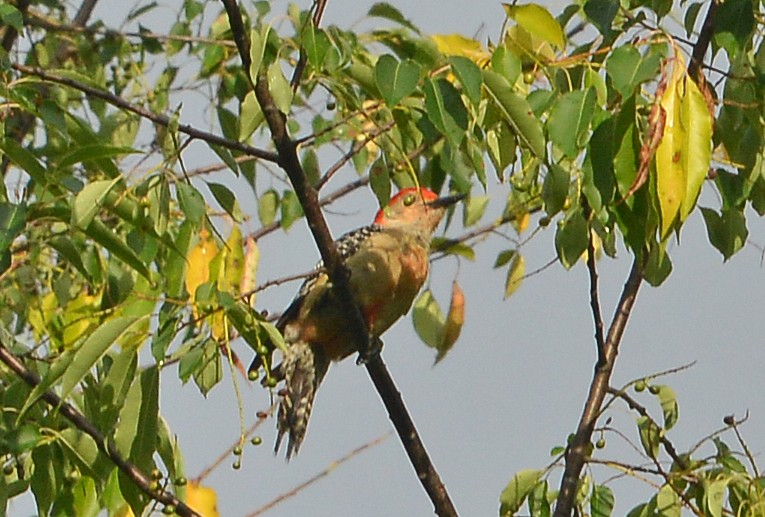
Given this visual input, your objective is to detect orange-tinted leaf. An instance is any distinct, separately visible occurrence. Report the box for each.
[240,235,260,305]
[435,281,465,364]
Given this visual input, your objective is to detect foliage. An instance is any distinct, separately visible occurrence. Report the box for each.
[1,0,765,515]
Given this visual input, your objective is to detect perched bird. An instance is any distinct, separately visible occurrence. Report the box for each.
[254,187,463,458]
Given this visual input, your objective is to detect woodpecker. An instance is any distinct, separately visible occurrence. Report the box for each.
[257,187,463,459]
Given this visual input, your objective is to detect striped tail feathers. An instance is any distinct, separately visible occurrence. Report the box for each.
[275,340,330,459]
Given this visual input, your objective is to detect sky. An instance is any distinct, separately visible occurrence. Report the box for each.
[10,1,765,516]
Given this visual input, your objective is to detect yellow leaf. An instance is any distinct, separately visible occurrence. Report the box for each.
[240,236,260,305]
[655,53,687,240]
[185,228,218,302]
[504,25,556,64]
[503,3,565,50]
[435,281,465,364]
[186,482,220,517]
[220,226,244,296]
[504,254,525,299]
[679,75,713,222]
[431,34,491,66]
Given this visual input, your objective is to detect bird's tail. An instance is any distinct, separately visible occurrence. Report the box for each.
[275,341,330,459]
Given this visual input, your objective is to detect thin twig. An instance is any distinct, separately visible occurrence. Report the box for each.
[10,64,279,163]
[554,259,643,517]
[193,409,274,484]
[246,433,391,517]
[0,340,201,517]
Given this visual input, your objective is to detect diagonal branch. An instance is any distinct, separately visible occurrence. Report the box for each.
[554,259,643,517]
[0,340,201,517]
[219,1,458,515]
[10,64,279,163]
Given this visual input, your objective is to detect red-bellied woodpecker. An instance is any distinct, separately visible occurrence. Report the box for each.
[256,187,463,459]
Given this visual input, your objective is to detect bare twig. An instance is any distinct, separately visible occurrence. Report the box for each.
[247,433,390,517]
[554,260,643,517]
[193,409,274,484]
[0,340,201,517]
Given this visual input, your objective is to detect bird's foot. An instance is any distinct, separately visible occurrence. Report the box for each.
[357,336,383,365]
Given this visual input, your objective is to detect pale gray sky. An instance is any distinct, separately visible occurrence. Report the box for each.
[10,1,765,516]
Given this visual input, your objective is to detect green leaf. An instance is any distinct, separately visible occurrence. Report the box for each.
[656,483,681,517]
[449,56,482,106]
[423,77,468,146]
[555,210,588,269]
[0,138,49,187]
[84,219,153,282]
[0,4,23,30]
[528,480,550,517]
[207,182,242,222]
[268,62,293,114]
[369,157,391,207]
[636,415,660,459]
[58,144,138,169]
[176,182,206,226]
[72,476,99,517]
[31,445,58,515]
[375,55,421,107]
[503,3,564,50]
[591,484,614,517]
[483,70,545,158]
[653,384,679,430]
[239,91,264,141]
[713,0,755,58]
[542,165,569,216]
[72,178,121,229]
[258,189,279,226]
[499,469,543,516]
[60,316,141,402]
[303,21,331,70]
[705,479,727,517]
[643,246,672,287]
[412,290,445,349]
[462,196,489,227]
[193,339,222,395]
[547,89,596,158]
[368,2,419,32]
[701,207,748,261]
[606,46,662,98]
[584,0,618,36]
[280,190,304,230]
[494,249,517,268]
[249,25,270,78]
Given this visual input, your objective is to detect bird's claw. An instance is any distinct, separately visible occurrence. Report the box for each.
[357,336,383,365]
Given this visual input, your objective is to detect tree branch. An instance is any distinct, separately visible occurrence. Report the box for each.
[554,259,643,517]
[219,1,458,515]
[10,64,279,163]
[0,340,201,517]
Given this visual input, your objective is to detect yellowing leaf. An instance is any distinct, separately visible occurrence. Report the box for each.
[431,34,490,66]
[435,281,465,364]
[503,3,565,50]
[504,253,525,299]
[186,482,220,517]
[61,292,103,349]
[655,51,712,240]
[655,54,686,240]
[240,236,260,305]
[220,226,244,296]
[679,74,713,222]
[185,228,218,302]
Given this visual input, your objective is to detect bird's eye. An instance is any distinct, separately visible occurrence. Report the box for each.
[403,194,416,206]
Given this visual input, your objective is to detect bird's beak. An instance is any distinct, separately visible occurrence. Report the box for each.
[428,193,466,209]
